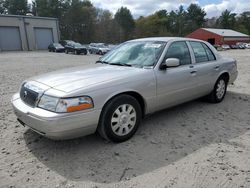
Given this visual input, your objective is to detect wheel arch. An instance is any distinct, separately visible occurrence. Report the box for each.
[102,91,147,118]
[218,71,230,83]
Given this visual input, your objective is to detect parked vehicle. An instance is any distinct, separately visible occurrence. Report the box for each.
[238,44,246,49]
[236,43,246,49]
[245,44,250,49]
[108,44,118,51]
[213,45,222,51]
[89,43,110,55]
[59,40,75,47]
[221,44,230,50]
[65,42,87,55]
[48,43,65,52]
[230,45,238,49]
[12,37,238,142]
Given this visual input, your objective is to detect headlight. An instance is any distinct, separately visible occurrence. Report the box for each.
[38,95,93,113]
[56,96,93,112]
[38,95,59,112]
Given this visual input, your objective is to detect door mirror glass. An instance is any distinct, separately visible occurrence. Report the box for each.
[161,58,180,69]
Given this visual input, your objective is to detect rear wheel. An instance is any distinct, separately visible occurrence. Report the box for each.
[98,95,142,142]
[207,76,228,103]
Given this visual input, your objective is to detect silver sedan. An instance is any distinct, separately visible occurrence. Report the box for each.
[12,37,238,142]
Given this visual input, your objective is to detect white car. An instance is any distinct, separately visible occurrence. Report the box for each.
[245,43,250,49]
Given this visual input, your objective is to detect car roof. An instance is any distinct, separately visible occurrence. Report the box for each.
[129,37,205,43]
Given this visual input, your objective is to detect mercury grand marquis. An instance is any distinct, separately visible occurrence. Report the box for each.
[12,37,238,142]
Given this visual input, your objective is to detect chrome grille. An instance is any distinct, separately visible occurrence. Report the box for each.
[20,85,39,107]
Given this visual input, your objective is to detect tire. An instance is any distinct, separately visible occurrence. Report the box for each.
[98,94,142,142]
[207,76,228,103]
[84,51,87,55]
[99,51,103,55]
[65,49,68,54]
[74,50,78,55]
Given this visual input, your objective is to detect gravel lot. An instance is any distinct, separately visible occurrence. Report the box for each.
[0,50,250,188]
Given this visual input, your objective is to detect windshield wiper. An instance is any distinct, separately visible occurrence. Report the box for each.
[96,60,109,64]
[109,62,132,67]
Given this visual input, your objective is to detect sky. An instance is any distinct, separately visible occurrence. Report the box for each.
[29,0,250,18]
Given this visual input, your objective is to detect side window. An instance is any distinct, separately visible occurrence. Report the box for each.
[165,41,191,65]
[190,41,208,63]
[202,43,216,61]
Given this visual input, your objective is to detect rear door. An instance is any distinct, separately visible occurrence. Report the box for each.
[188,41,219,95]
[155,41,199,110]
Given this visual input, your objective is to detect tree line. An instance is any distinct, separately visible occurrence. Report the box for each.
[1,0,250,44]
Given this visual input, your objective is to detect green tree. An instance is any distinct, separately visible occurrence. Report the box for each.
[0,0,6,14]
[94,9,116,43]
[186,4,206,33]
[33,0,69,18]
[63,0,96,43]
[3,0,28,15]
[237,12,250,34]
[114,7,135,42]
[135,10,171,38]
[218,9,237,29]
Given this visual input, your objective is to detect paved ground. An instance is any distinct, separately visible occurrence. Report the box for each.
[0,50,250,188]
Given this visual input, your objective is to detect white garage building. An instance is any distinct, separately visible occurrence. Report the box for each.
[0,14,59,51]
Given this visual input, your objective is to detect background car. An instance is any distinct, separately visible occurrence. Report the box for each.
[48,43,65,52]
[230,44,238,49]
[65,42,88,55]
[89,43,110,55]
[221,44,230,50]
[245,44,250,49]
[59,40,75,47]
[236,42,246,49]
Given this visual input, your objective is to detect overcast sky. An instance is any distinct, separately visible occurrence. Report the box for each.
[29,0,250,18]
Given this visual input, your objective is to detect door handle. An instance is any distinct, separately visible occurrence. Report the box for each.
[190,70,197,74]
[214,65,220,70]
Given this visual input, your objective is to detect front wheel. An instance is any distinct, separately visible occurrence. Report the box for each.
[207,76,228,103]
[98,95,142,142]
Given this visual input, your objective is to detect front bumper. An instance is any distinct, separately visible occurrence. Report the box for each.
[11,93,101,140]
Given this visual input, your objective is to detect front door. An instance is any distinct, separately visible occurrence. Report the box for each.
[155,41,198,110]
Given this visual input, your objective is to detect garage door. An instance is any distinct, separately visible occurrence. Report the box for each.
[0,27,22,51]
[34,28,53,50]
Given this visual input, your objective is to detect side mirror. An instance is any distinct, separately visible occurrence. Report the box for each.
[161,58,180,69]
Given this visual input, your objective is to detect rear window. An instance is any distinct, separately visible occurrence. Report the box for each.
[190,41,216,63]
[202,43,216,61]
[190,42,208,63]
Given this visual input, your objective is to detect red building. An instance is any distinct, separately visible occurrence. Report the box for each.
[187,28,250,45]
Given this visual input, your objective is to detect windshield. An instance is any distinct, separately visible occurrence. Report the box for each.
[74,43,82,47]
[97,44,106,48]
[100,41,166,68]
[54,43,62,47]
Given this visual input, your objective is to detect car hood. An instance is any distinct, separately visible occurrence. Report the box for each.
[30,64,144,93]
